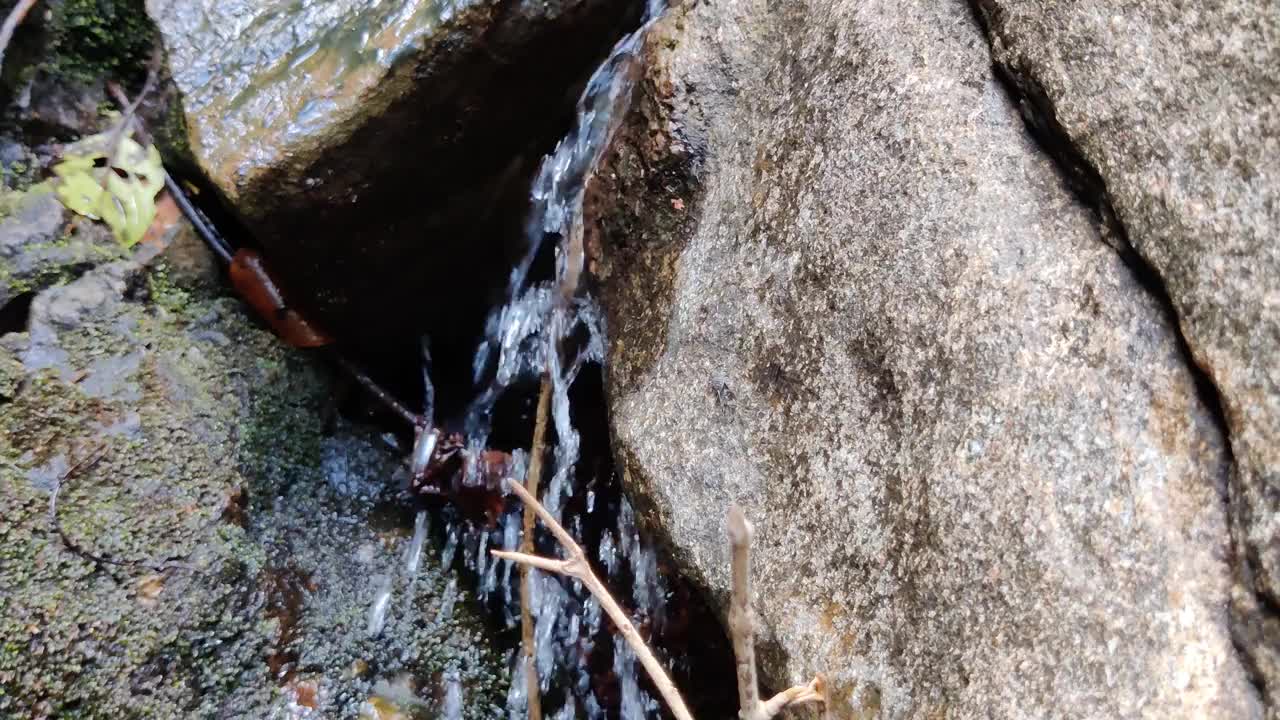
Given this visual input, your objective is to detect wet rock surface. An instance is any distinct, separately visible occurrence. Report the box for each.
[147,0,645,352]
[969,1,1280,703]
[0,198,505,718]
[594,0,1260,717]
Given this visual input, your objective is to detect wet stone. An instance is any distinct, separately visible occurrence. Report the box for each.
[147,0,646,349]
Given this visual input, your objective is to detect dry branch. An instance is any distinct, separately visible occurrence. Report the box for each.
[48,443,195,573]
[728,507,827,720]
[100,51,163,191]
[495,489,829,719]
[492,480,696,720]
[728,506,760,711]
[519,376,553,720]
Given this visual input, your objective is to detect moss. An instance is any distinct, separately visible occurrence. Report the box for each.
[144,263,191,313]
[0,179,50,216]
[1,256,507,717]
[44,0,158,86]
[0,285,285,717]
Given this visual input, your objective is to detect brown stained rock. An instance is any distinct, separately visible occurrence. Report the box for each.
[594,0,1260,716]
[968,1,1280,705]
[147,0,644,348]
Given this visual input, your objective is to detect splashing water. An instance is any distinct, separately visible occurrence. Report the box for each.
[405,511,431,576]
[471,3,676,716]
[372,1,692,716]
[366,574,394,638]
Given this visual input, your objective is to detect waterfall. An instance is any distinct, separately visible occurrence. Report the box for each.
[376,1,680,716]
[470,3,673,717]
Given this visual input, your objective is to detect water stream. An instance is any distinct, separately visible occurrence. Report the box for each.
[468,4,674,716]
[367,2,736,717]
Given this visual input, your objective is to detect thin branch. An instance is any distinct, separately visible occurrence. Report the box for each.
[334,355,419,427]
[493,480,696,720]
[100,50,163,190]
[0,0,39,76]
[105,83,236,264]
[49,444,113,565]
[519,375,552,720]
[728,506,827,720]
[728,506,760,712]
[752,678,826,720]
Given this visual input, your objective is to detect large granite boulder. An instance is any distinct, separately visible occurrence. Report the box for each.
[971,2,1280,704]
[593,0,1263,716]
[147,0,644,350]
[0,194,504,718]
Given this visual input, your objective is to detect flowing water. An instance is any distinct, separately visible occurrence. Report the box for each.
[469,3,677,716]
[366,1,738,717]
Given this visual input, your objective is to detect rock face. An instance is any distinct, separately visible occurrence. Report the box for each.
[0,195,505,718]
[594,0,1262,716]
[970,1,1280,703]
[0,193,126,310]
[147,0,644,350]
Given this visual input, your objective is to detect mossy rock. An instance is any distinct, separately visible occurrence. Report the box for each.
[0,251,506,717]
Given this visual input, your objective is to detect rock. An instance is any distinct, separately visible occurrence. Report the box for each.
[147,0,645,349]
[0,192,125,311]
[594,0,1261,716]
[969,1,1280,702]
[0,242,505,717]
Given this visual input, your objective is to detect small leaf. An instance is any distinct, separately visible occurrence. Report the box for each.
[50,131,166,247]
[103,169,159,246]
[54,170,105,218]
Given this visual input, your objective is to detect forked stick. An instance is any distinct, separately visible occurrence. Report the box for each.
[728,506,828,720]
[492,480,696,720]
[495,486,827,720]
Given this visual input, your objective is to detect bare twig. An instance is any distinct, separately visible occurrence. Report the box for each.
[0,0,39,75]
[728,507,827,720]
[753,678,826,720]
[518,375,552,720]
[100,50,163,189]
[49,444,130,567]
[106,82,236,264]
[728,506,760,712]
[334,355,419,427]
[493,480,696,720]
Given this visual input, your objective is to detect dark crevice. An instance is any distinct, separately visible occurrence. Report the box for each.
[975,22,1234,472]
[0,291,36,335]
[965,0,1277,707]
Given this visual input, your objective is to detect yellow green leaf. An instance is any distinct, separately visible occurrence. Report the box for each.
[50,130,166,247]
